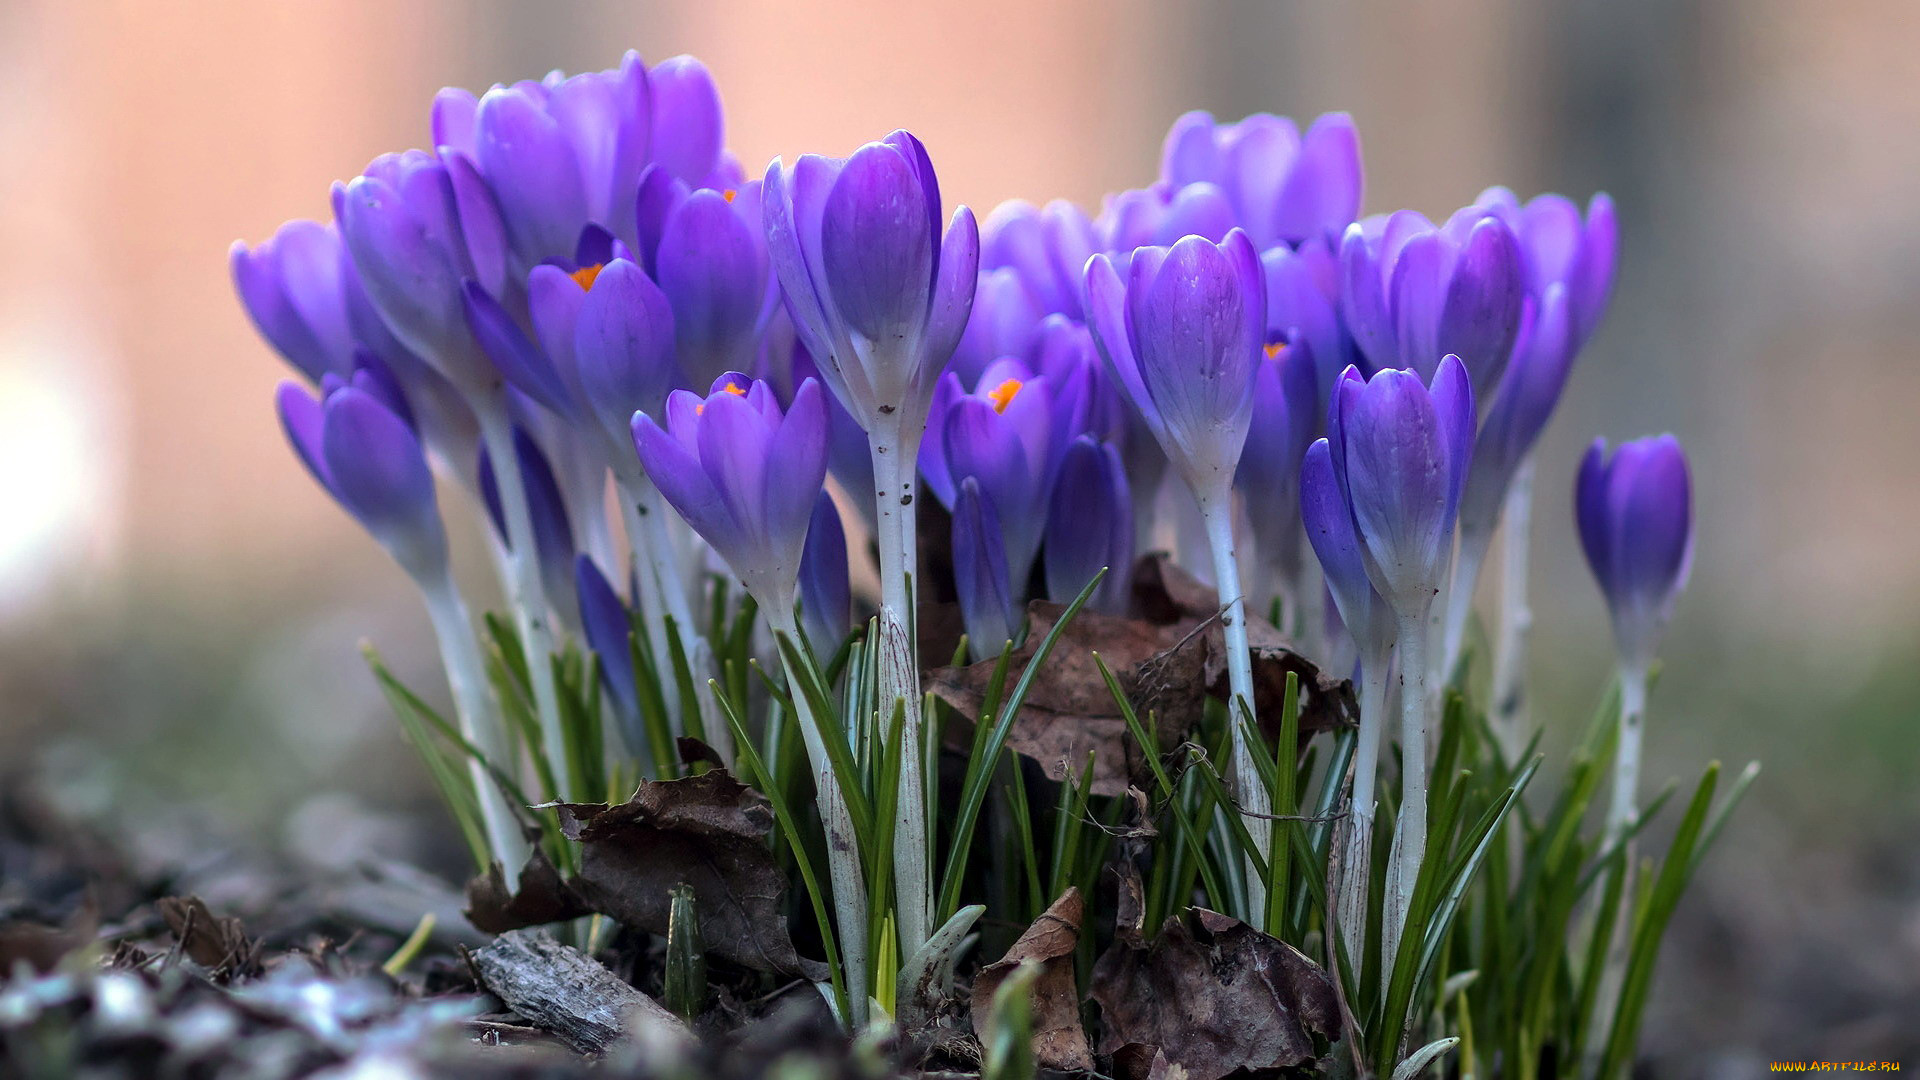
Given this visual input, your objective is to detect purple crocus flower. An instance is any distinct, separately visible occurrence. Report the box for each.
[1455,284,1575,539]
[631,374,828,616]
[1339,207,1526,393]
[479,427,580,628]
[790,341,875,516]
[278,382,446,581]
[232,220,363,383]
[1576,436,1693,671]
[1084,230,1265,502]
[980,199,1097,319]
[920,359,1064,571]
[952,478,1020,659]
[948,266,1045,387]
[798,491,853,659]
[1234,337,1321,616]
[762,130,979,446]
[334,150,508,395]
[1322,358,1476,616]
[1160,111,1364,249]
[1044,436,1133,613]
[631,171,778,387]
[432,53,732,272]
[1475,188,1618,351]
[468,257,686,461]
[1262,235,1358,390]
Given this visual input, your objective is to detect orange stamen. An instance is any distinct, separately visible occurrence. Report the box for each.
[722,189,738,204]
[570,262,606,291]
[987,378,1023,414]
[1264,342,1287,360]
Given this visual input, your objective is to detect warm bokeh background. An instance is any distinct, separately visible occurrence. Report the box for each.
[3,0,1917,1064]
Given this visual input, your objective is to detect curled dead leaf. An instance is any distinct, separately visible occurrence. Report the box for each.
[157,896,260,979]
[463,846,591,935]
[1091,906,1338,1080]
[968,888,1094,1073]
[556,770,826,981]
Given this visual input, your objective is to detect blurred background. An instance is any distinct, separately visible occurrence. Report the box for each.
[2,0,1917,1066]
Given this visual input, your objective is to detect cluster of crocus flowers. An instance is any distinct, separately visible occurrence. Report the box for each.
[233,49,1685,1029]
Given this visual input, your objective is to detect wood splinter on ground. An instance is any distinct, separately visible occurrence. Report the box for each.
[470,928,694,1058]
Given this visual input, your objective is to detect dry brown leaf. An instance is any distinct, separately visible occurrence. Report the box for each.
[556,770,826,980]
[463,846,591,935]
[1091,905,1338,1080]
[968,888,1094,1072]
[157,896,260,979]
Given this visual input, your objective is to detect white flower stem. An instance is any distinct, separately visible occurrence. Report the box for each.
[1200,488,1271,927]
[1591,660,1649,1068]
[1490,457,1536,762]
[625,474,731,768]
[1339,650,1393,974]
[475,401,572,801]
[614,480,678,745]
[868,427,930,954]
[1604,662,1649,848]
[1382,607,1431,974]
[767,609,870,1028]
[420,567,531,891]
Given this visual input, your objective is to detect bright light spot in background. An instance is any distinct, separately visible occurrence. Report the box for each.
[0,303,125,622]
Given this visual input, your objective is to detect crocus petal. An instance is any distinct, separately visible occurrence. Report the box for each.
[924,206,982,372]
[1437,215,1525,392]
[632,410,732,545]
[1300,438,1391,657]
[462,280,573,416]
[576,554,640,727]
[276,381,331,493]
[656,189,768,384]
[1044,437,1132,613]
[798,490,852,657]
[952,478,1020,661]
[1343,368,1451,609]
[322,387,446,577]
[1272,111,1363,244]
[820,142,934,344]
[573,260,685,447]
[649,55,725,186]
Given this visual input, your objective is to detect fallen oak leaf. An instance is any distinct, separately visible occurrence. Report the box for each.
[1090,905,1338,1080]
[556,770,827,981]
[0,894,98,975]
[968,888,1094,1073]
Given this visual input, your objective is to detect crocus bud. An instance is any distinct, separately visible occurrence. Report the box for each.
[1458,284,1575,537]
[631,375,828,616]
[1160,111,1364,248]
[1234,337,1320,582]
[278,382,447,581]
[1576,436,1693,670]
[1044,436,1133,613]
[1323,358,1476,617]
[644,176,776,388]
[335,151,505,394]
[571,259,687,453]
[953,478,1020,660]
[798,491,853,658]
[231,220,359,382]
[1339,207,1525,393]
[764,130,979,441]
[1084,230,1266,502]
[576,555,642,745]
[479,427,580,627]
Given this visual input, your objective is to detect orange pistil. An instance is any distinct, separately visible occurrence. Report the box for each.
[1264,342,1288,360]
[987,378,1023,414]
[695,382,749,415]
[570,262,606,291]
[722,189,738,203]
